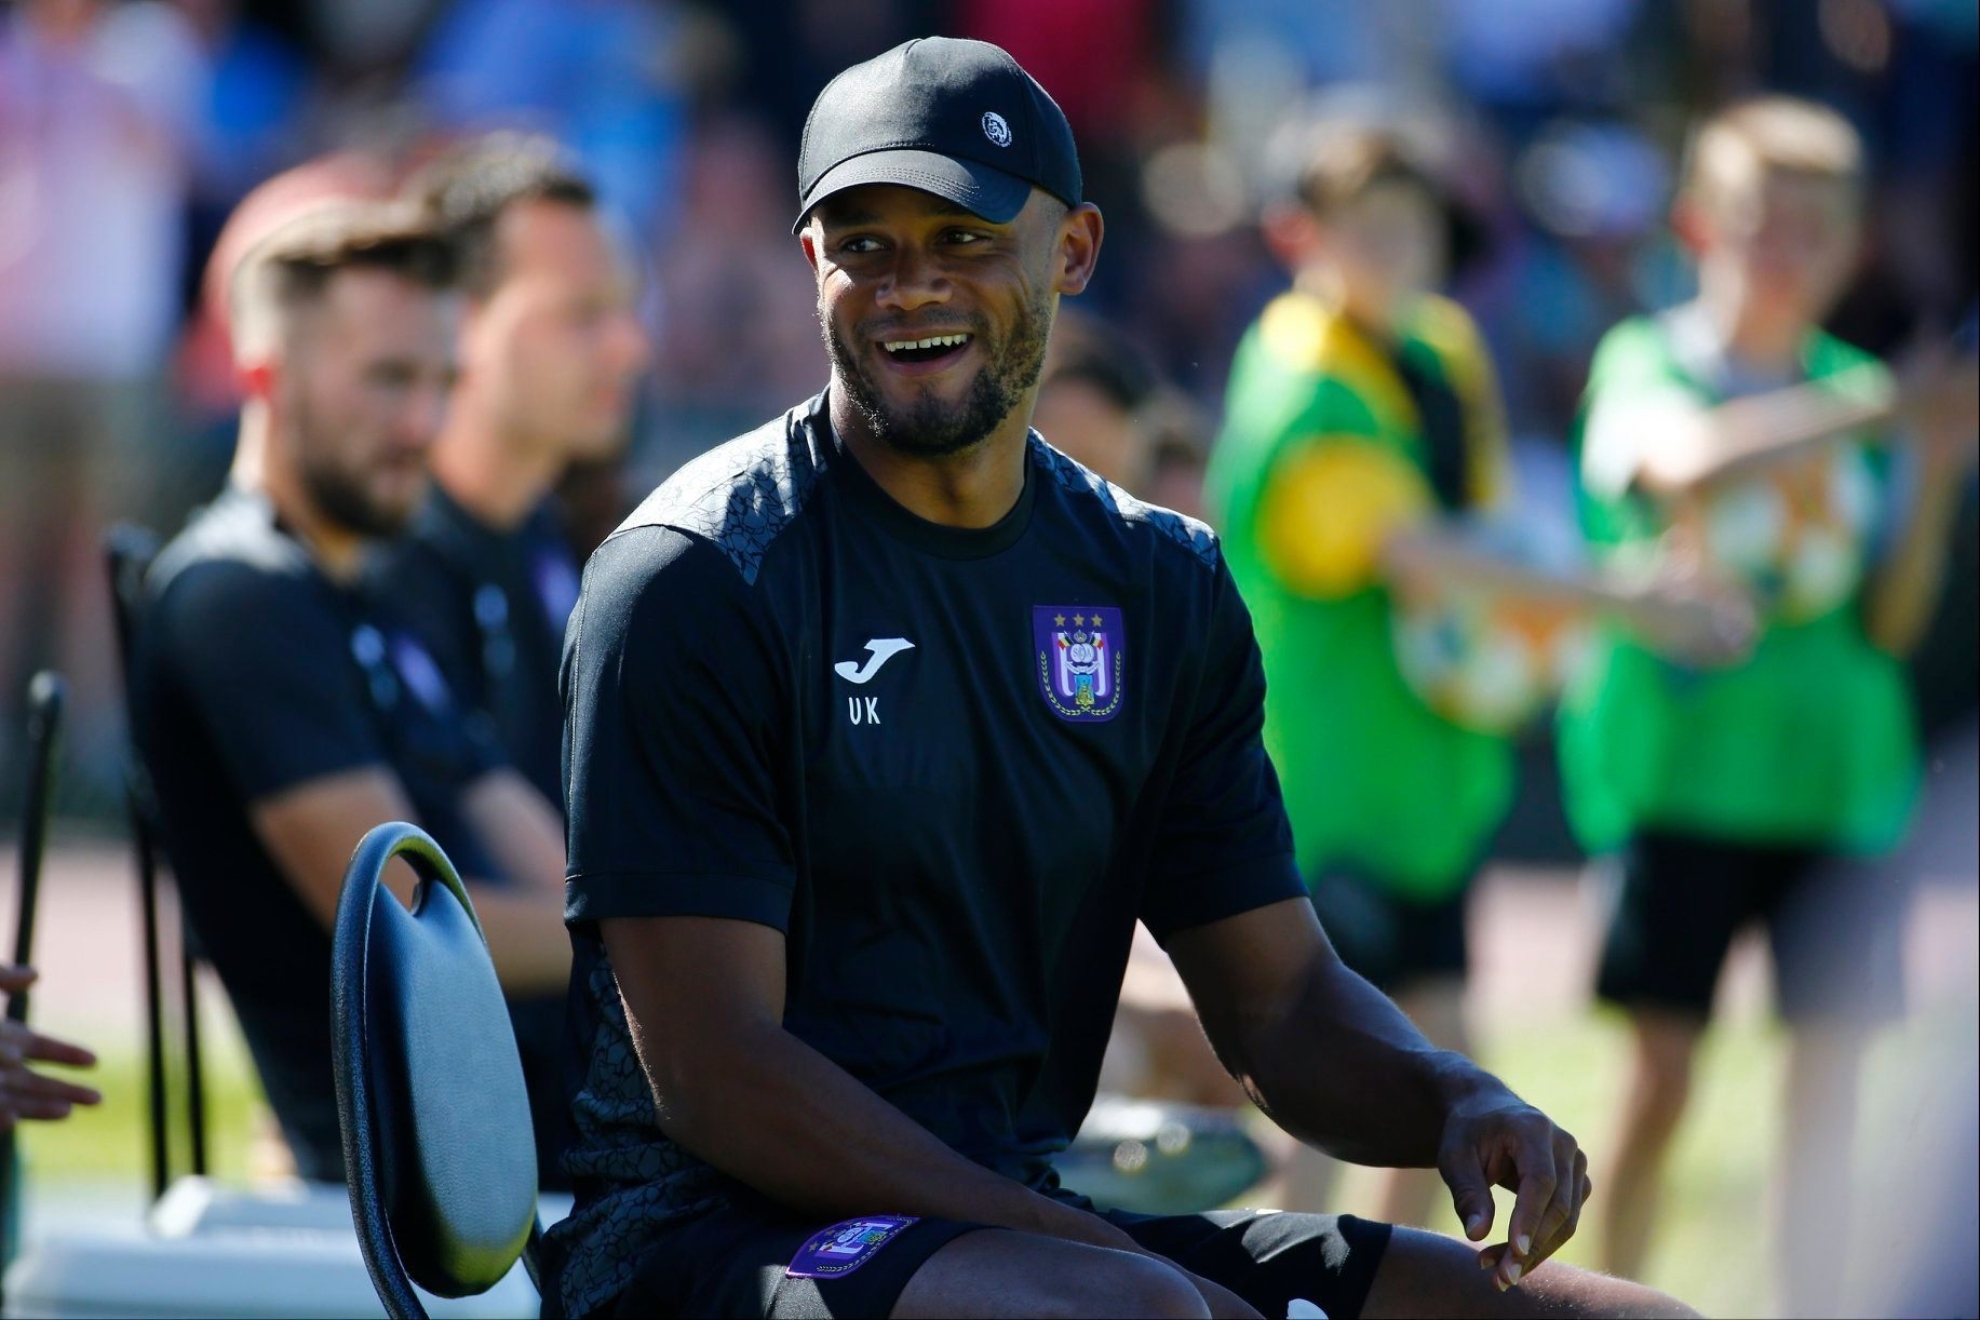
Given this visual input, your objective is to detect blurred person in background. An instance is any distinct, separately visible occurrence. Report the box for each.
[0,963,99,1130]
[644,111,829,473]
[130,202,573,1186]
[0,0,206,811]
[373,133,649,812]
[1559,95,1978,1315]
[414,0,687,241]
[1206,122,1744,1227]
[1032,315,1157,488]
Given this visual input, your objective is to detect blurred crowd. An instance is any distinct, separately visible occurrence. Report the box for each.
[2,0,1975,822]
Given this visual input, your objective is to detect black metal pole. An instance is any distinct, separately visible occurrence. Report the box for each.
[179,943,207,1177]
[1,671,68,1294]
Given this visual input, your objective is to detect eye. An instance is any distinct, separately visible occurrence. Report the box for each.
[943,228,988,245]
[837,235,885,255]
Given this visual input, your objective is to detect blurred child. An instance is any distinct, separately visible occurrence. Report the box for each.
[1207,123,1738,1227]
[1560,96,1977,1315]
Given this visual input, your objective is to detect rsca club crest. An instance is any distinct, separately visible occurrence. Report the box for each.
[1035,605,1122,722]
[982,111,1012,147]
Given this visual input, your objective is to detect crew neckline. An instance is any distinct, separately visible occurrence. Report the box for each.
[822,408,1037,559]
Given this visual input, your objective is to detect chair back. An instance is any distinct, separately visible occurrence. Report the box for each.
[331,822,541,1320]
[104,524,210,1195]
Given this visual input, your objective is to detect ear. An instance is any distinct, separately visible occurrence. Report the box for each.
[1053,203,1105,297]
[799,224,823,275]
[1669,196,1710,257]
[1261,202,1322,273]
[235,354,278,404]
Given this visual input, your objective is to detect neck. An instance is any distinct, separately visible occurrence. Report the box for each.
[1294,268,1398,341]
[231,409,368,584]
[1696,271,1805,375]
[829,383,1032,529]
[428,396,560,531]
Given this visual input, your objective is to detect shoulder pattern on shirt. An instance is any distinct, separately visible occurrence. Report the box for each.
[1032,434,1220,569]
[620,399,830,585]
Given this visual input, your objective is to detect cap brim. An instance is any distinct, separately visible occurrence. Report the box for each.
[793,149,1035,234]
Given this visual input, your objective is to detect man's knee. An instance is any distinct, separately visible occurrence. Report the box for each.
[893,1230,1210,1319]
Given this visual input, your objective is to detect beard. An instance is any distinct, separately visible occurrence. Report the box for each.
[822,287,1052,458]
[291,388,420,538]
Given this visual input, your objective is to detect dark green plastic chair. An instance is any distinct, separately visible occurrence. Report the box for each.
[331,822,543,1319]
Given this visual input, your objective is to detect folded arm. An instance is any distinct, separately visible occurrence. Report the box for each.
[252,766,569,994]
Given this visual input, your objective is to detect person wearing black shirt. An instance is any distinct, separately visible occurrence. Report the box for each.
[131,203,572,1183]
[372,137,650,808]
[547,39,1692,1320]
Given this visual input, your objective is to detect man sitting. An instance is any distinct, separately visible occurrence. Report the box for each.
[131,202,571,1183]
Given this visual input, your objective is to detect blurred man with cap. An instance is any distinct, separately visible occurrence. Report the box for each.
[545,38,1692,1320]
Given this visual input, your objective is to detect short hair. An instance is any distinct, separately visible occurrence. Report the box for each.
[229,201,456,358]
[1684,96,1865,210]
[1293,124,1444,220]
[410,132,597,298]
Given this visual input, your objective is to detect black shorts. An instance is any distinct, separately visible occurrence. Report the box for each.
[1595,830,1907,1025]
[1309,865,1470,994]
[603,1186,1393,1319]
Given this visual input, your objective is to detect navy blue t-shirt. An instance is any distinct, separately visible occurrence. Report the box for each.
[131,487,504,1179]
[370,485,581,809]
[547,394,1303,1317]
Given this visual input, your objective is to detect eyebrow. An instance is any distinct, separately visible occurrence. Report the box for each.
[817,199,986,227]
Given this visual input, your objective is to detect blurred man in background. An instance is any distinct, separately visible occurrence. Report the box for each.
[130,203,573,1185]
[1206,123,1741,1227]
[1559,95,1978,1315]
[374,134,650,810]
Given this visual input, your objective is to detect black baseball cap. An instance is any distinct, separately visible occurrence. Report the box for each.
[794,38,1082,234]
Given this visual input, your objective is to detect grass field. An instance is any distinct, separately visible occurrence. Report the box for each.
[14,999,1974,1318]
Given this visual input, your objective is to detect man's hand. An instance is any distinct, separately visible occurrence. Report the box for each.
[1438,1086,1591,1292]
[0,965,102,1129]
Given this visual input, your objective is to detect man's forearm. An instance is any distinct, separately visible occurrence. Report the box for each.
[1644,377,1895,494]
[464,883,571,995]
[1240,952,1501,1167]
[633,1014,1129,1249]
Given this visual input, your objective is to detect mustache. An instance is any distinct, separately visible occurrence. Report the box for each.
[857,315,984,342]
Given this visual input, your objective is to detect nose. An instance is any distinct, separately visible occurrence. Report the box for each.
[876,242,951,313]
[398,380,450,451]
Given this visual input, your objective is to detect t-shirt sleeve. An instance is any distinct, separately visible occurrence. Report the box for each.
[158,563,386,801]
[1140,556,1305,942]
[561,526,796,931]
[1255,434,1435,598]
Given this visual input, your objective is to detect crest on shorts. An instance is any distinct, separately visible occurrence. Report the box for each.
[786,1216,920,1280]
[1035,605,1123,722]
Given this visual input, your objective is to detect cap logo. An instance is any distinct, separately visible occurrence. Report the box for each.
[981,112,1013,148]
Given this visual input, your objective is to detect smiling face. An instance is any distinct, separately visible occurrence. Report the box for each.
[802,185,1098,458]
